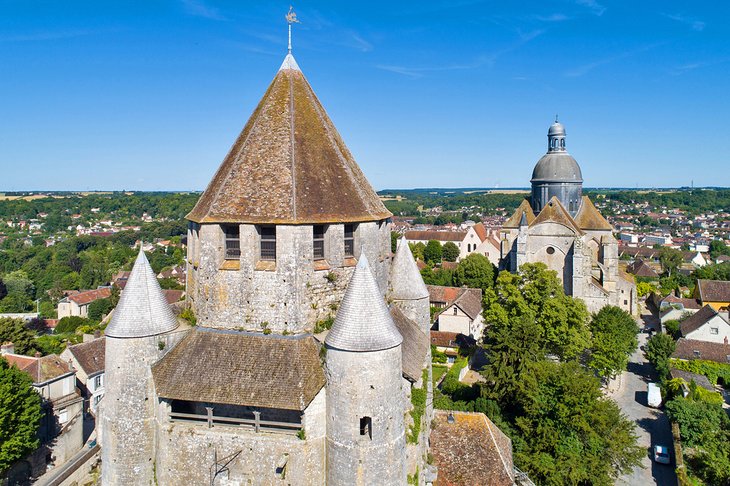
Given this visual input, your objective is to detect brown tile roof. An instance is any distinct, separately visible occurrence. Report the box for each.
[429,331,475,349]
[472,222,488,242]
[574,196,613,231]
[672,338,730,364]
[441,261,458,271]
[428,286,483,321]
[626,259,659,278]
[530,196,584,235]
[68,287,112,306]
[404,230,467,242]
[619,245,658,260]
[669,369,715,391]
[152,328,325,410]
[502,199,535,228]
[680,305,722,336]
[697,279,730,303]
[661,295,702,310]
[4,353,72,383]
[186,62,390,224]
[390,307,428,382]
[162,289,184,304]
[66,338,105,376]
[427,285,462,305]
[430,410,514,486]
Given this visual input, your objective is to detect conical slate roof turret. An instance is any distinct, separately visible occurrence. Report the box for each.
[186,54,391,224]
[326,255,402,352]
[105,250,179,338]
[390,237,429,300]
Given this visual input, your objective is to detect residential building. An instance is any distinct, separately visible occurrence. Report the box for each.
[679,305,730,344]
[694,279,730,311]
[60,337,106,415]
[57,287,112,319]
[671,338,730,364]
[427,285,484,339]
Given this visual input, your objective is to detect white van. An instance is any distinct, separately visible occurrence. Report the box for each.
[647,382,662,408]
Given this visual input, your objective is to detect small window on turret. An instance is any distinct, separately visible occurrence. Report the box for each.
[344,224,357,257]
[223,225,240,260]
[259,226,276,261]
[313,225,326,259]
[359,416,372,439]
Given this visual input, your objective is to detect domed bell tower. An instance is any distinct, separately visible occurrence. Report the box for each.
[530,118,584,216]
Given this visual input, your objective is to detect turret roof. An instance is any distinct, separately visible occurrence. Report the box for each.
[325,255,402,352]
[187,54,391,224]
[390,237,429,300]
[105,250,179,338]
[574,196,613,231]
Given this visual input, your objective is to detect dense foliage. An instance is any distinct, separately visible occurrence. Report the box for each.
[0,357,43,473]
[587,306,639,380]
[441,242,460,262]
[0,318,38,356]
[645,333,676,381]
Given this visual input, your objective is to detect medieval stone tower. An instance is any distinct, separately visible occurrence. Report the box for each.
[100,47,432,485]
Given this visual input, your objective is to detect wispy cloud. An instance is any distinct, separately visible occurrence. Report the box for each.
[663,13,705,31]
[181,0,226,21]
[576,0,606,16]
[534,13,570,22]
[377,29,545,78]
[0,30,98,42]
[564,43,661,77]
[347,32,373,53]
[670,58,730,75]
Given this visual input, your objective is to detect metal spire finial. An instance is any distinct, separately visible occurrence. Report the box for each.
[285,6,300,53]
[555,114,559,123]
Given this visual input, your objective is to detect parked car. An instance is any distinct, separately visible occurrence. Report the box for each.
[647,382,662,408]
[653,445,671,464]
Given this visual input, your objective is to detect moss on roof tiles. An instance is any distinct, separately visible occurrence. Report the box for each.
[574,196,613,231]
[502,199,535,228]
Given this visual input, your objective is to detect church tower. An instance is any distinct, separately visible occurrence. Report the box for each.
[530,120,583,216]
[100,250,179,486]
[185,51,392,334]
[325,255,407,486]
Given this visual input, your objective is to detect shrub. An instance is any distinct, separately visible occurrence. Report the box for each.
[55,316,93,334]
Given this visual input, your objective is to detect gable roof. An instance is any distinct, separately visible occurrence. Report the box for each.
[67,287,112,306]
[152,328,324,411]
[4,353,72,384]
[502,199,535,228]
[430,410,514,486]
[696,279,730,303]
[680,305,723,336]
[530,196,584,235]
[390,306,428,382]
[66,338,105,376]
[186,55,390,225]
[472,223,488,242]
[672,338,730,364]
[431,287,483,321]
[574,196,613,231]
[669,369,715,391]
[626,259,659,278]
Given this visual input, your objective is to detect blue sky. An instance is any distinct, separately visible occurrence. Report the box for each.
[1,1,728,191]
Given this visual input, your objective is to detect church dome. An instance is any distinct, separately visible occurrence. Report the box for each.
[547,121,565,136]
[530,152,583,182]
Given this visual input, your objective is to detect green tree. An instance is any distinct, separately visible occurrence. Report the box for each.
[658,247,683,277]
[55,316,94,334]
[441,242,460,262]
[409,242,425,262]
[645,333,676,381]
[2,270,34,300]
[588,306,639,380]
[0,293,34,313]
[636,281,656,297]
[709,240,730,259]
[390,232,398,253]
[87,298,113,321]
[0,318,37,355]
[0,357,43,473]
[0,278,6,300]
[423,240,443,264]
[664,319,681,339]
[453,253,494,291]
[515,361,644,486]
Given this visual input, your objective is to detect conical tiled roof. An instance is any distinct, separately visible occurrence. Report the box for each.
[325,255,402,352]
[390,237,429,300]
[187,54,391,224]
[105,250,179,338]
[574,196,613,231]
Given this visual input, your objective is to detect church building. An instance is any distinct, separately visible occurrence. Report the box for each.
[499,120,636,314]
[100,47,433,485]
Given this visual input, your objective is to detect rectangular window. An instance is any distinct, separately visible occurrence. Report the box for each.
[710,327,719,335]
[94,375,102,389]
[359,416,372,439]
[313,225,326,260]
[94,394,103,405]
[223,225,241,260]
[260,226,276,261]
[344,224,356,257]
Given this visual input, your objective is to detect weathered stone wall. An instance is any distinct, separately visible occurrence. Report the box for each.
[187,220,390,333]
[154,389,326,486]
[101,335,170,486]
[325,345,406,486]
[392,297,430,334]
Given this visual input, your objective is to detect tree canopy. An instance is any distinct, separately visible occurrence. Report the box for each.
[645,333,676,381]
[0,357,42,474]
[423,240,443,264]
[453,253,495,292]
[441,242,460,262]
[0,318,37,356]
[588,306,639,380]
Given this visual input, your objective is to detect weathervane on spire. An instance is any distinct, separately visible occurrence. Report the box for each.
[285,6,300,53]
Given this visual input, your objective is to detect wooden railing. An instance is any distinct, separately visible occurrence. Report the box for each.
[169,409,302,434]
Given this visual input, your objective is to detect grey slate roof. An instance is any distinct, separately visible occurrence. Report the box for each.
[325,254,402,352]
[152,328,325,410]
[390,306,428,382]
[105,250,179,338]
[390,237,429,300]
[531,152,583,182]
[680,305,723,336]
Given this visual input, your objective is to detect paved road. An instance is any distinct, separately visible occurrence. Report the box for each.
[610,310,677,486]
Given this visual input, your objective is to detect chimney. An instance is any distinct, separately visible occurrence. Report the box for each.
[1,342,14,355]
[724,336,728,345]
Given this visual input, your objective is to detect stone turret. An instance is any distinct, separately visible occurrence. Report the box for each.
[185,52,391,333]
[325,255,406,486]
[100,250,179,486]
[390,237,430,331]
